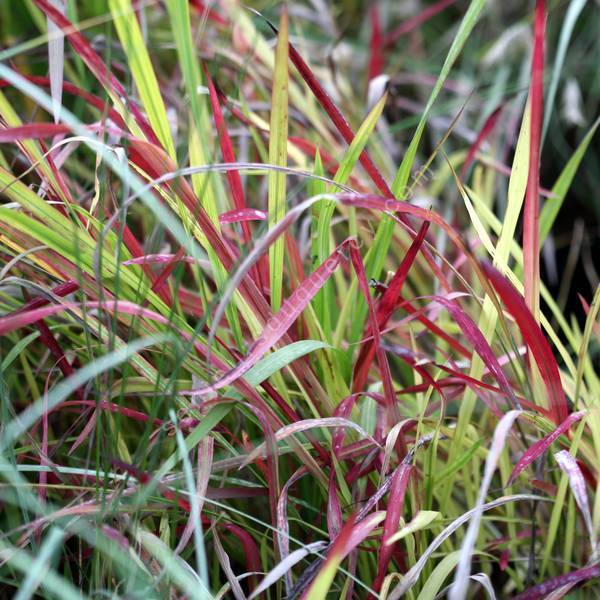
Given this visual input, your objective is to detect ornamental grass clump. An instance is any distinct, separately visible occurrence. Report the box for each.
[0,0,598,597]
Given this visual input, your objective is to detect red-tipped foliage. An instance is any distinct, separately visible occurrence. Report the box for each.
[373,464,412,592]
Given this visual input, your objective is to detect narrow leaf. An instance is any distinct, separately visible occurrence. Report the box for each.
[108,0,176,157]
[482,262,569,423]
[184,241,348,396]
[306,512,385,599]
[268,6,289,311]
[513,564,600,600]
[386,510,441,545]
[539,116,600,244]
[387,495,545,599]
[450,410,522,600]
[508,412,585,485]
[523,0,546,319]
[554,449,597,557]
[47,0,65,123]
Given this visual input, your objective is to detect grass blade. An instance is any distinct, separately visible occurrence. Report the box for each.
[108,0,176,157]
[46,0,64,123]
[508,412,585,485]
[450,410,522,600]
[268,6,289,311]
[554,449,597,558]
[185,241,348,396]
[539,116,600,245]
[388,495,545,599]
[523,0,546,319]
[306,512,385,599]
[482,262,569,423]
[513,564,600,600]
[541,0,586,143]
[391,0,486,196]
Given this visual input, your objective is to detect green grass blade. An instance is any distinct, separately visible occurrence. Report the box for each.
[541,0,586,143]
[539,116,600,244]
[391,0,486,197]
[13,527,66,600]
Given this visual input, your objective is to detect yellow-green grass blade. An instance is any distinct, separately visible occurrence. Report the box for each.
[164,0,222,228]
[189,123,245,346]
[466,184,578,379]
[268,6,289,312]
[0,90,69,203]
[108,0,176,158]
[573,285,600,411]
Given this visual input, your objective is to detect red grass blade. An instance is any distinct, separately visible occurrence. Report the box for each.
[383,343,448,406]
[353,221,429,392]
[0,75,126,128]
[57,400,161,425]
[122,253,209,267]
[398,296,471,359]
[384,0,458,48]
[508,411,584,485]
[327,471,343,538]
[150,246,185,302]
[482,262,569,424]
[460,106,503,179]
[189,0,227,25]
[203,65,267,290]
[368,6,384,81]
[430,295,521,408]
[255,28,451,291]
[512,564,600,600]
[126,140,236,266]
[14,280,79,313]
[249,540,327,600]
[203,65,251,244]
[263,20,393,198]
[373,464,412,593]
[348,241,398,424]
[183,240,349,396]
[33,0,160,147]
[523,0,546,319]
[243,417,379,468]
[219,208,267,224]
[304,511,386,598]
[0,304,73,335]
[31,315,80,393]
[0,123,71,141]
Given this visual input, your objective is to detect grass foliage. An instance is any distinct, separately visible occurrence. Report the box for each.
[0,0,599,597]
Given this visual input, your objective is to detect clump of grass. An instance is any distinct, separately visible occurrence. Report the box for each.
[0,0,599,598]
